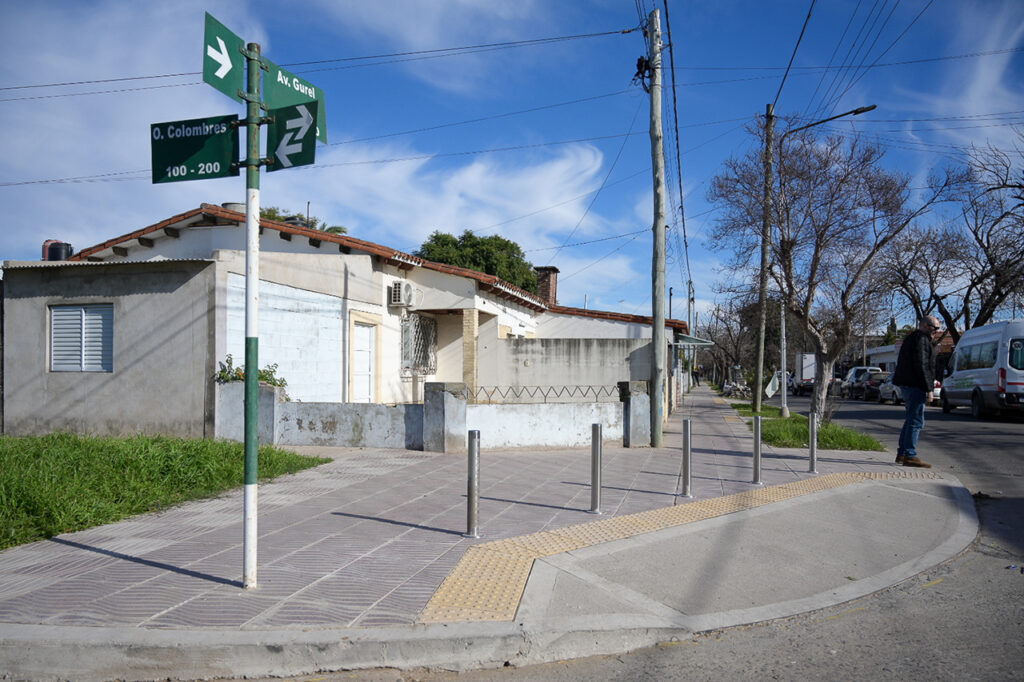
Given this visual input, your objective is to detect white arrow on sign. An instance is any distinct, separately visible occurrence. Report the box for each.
[275,105,314,168]
[206,37,232,79]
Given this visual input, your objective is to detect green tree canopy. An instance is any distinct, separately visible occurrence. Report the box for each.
[415,230,538,294]
[260,206,347,234]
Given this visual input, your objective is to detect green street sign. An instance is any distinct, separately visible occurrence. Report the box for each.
[266,102,318,172]
[203,12,244,103]
[263,58,327,143]
[151,115,239,183]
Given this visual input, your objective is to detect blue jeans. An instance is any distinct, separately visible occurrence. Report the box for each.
[898,386,927,458]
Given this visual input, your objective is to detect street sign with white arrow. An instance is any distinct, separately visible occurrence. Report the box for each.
[203,12,244,103]
[266,102,318,171]
[263,58,328,143]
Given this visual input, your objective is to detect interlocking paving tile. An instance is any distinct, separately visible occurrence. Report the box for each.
[147,592,279,628]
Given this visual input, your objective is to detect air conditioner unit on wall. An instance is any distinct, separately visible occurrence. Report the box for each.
[388,281,416,307]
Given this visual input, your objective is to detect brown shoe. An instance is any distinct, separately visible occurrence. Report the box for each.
[895,454,906,465]
[903,457,932,468]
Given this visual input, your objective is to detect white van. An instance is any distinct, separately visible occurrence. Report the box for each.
[941,319,1024,418]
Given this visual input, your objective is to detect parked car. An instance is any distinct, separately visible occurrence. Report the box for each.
[940,319,1024,418]
[859,371,891,401]
[838,366,882,398]
[878,375,902,404]
[878,376,940,405]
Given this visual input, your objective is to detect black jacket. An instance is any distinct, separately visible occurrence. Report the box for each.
[893,329,935,392]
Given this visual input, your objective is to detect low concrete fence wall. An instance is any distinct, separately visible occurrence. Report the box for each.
[467,402,622,449]
[277,402,423,450]
[215,383,421,449]
[215,380,650,452]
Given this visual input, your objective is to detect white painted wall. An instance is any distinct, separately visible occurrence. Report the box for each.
[226,274,343,402]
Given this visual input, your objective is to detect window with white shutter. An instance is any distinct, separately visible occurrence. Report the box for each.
[50,304,113,372]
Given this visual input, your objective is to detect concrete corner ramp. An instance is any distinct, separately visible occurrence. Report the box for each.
[415,471,976,667]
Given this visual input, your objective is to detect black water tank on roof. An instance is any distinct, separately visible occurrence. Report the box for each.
[43,240,73,261]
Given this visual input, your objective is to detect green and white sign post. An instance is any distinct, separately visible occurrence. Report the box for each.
[150,12,322,589]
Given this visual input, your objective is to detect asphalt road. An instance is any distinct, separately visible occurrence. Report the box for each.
[241,396,1024,682]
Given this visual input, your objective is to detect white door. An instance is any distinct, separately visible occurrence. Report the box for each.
[352,322,375,403]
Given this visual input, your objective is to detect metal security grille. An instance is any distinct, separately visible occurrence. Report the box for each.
[401,313,437,375]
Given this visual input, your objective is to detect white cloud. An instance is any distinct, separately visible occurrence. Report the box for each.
[306,0,548,94]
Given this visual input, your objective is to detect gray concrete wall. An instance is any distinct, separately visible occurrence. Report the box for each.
[423,382,467,453]
[619,380,651,448]
[214,381,280,445]
[480,337,652,397]
[215,382,422,449]
[276,401,422,449]
[3,261,215,437]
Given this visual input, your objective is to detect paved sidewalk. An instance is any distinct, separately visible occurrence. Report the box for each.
[0,387,977,681]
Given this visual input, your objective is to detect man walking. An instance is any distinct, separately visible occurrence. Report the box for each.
[893,315,940,468]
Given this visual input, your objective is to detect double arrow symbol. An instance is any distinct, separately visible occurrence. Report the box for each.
[274,105,314,168]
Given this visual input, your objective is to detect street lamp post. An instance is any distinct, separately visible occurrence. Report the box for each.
[756,104,876,416]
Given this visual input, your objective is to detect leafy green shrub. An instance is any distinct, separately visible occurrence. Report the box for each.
[216,354,289,399]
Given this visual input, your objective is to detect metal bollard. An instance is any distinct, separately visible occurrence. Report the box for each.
[753,415,763,485]
[808,412,818,474]
[589,423,602,514]
[681,418,693,498]
[463,430,480,538]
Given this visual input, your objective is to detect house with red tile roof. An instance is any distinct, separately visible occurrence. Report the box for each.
[2,203,689,442]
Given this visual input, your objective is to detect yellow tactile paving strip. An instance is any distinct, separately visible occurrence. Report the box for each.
[419,470,941,623]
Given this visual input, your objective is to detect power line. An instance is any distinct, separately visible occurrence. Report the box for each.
[810,0,890,119]
[819,0,900,116]
[662,0,693,291]
[0,28,637,92]
[825,0,935,115]
[802,0,862,119]
[334,90,635,145]
[774,0,817,110]
[548,99,644,264]
[525,228,649,252]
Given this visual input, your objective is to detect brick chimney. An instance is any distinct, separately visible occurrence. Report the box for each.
[535,266,559,306]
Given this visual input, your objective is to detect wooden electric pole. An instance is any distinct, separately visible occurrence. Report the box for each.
[647,8,667,447]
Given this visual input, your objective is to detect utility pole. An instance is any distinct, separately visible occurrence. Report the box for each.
[647,8,667,447]
[753,104,774,414]
[688,282,695,390]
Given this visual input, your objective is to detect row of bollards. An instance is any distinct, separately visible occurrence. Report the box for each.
[462,411,821,538]
[753,411,820,482]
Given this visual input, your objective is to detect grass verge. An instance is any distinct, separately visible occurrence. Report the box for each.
[725,401,885,451]
[0,433,330,551]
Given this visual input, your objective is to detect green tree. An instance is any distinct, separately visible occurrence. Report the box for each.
[882,318,898,345]
[415,230,538,293]
[260,206,347,234]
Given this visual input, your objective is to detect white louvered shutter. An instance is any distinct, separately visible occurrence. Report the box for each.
[50,304,113,372]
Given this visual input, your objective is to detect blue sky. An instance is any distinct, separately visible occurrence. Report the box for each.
[1,0,1022,326]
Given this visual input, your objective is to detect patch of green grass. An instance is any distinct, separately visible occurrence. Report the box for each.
[0,433,330,550]
[727,404,885,451]
[729,401,782,419]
